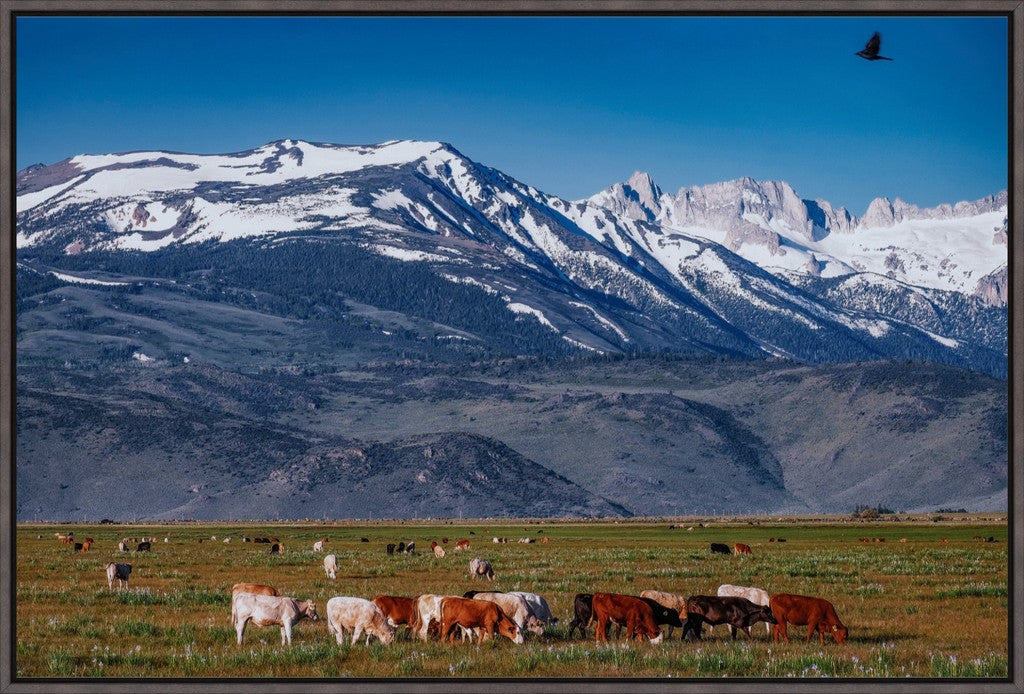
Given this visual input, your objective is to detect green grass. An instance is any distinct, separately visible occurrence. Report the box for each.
[14,518,1009,679]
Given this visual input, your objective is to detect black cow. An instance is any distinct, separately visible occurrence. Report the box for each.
[397,542,405,554]
[626,597,682,637]
[463,590,504,599]
[681,595,776,640]
[269,543,282,554]
[360,537,370,543]
[567,593,594,639]
[405,541,416,554]
[135,541,151,553]
[386,543,396,555]
[710,543,731,555]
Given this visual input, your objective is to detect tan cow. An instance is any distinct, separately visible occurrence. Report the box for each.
[411,594,446,640]
[326,597,395,645]
[469,592,544,637]
[231,593,318,646]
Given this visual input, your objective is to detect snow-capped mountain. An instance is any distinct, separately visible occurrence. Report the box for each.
[15,139,1008,377]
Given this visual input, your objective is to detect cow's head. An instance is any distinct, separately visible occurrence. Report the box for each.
[377,622,396,645]
[498,615,524,644]
[658,607,683,628]
[757,606,777,624]
[300,600,319,621]
[831,622,848,644]
[525,615,545,636]
[647,628,664,644]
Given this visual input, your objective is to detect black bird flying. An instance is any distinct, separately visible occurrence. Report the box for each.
[856,32,893,61]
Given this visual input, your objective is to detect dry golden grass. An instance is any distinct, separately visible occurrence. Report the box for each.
[14,517,1009,679]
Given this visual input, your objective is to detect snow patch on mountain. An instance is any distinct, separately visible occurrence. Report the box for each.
[508,302,557,331]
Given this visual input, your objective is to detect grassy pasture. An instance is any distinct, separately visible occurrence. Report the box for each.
[14,517,1009,679]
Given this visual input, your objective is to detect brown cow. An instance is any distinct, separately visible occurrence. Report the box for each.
[591,593,663,643]
[454,539,471,552]
[769,593,847,645]
[734,543,752,556]
[438,597,523,645]
[373,595,418,637]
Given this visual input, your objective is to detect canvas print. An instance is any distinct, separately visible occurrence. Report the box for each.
[9,11,1012,683]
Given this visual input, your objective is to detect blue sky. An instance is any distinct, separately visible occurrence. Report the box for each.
[16,15,1007,213]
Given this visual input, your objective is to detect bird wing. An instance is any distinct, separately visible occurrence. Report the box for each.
[864,32,881,54]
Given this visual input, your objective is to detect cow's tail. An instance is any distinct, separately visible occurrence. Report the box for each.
[409,598,423,639]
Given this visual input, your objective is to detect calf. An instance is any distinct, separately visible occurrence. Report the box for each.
[372,595,418,638]
[439,597,523,645]
[567,593,594,639]
[716,584,772,636]
[734,543,752,555]
[469,557,495,581]
[105,562,132,591]
[454,539,470,552]
[710,543,731,555]
[326,597,395,645]
[769,593,847,644]
[433,545,446,558]
[387,544,396,555]
[681,596,776,641]
[591,593,663,643]
[323,554,338,580]
[269,543,284,555]
[313,540,325,552]
[231,593,318,646]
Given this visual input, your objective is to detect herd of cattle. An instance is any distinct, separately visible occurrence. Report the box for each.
[76,531,851,651]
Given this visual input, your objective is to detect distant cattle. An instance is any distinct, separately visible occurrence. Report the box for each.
[326,597,395,645]
[72,543,83,552]
[136,541,151,553]
[591,593,663,643]
[899,538,908,543]
[386,544,396,555]
[433,545,446,558]
[269,543,284,555]
[231,593,318,646]
[360,537,370,543]
[439,597,523,645]
[717,584,772,636]
[469,558,495,581]
[454,539,470,552]
[858,537,870,543]
[405,541,416,554]
[105,563,132,591]
[469,592,544,637]
[441,537,449,543]
[768,537,776,542]
[681,596,776,641]
[231,583,279,597]
[118,540,129,553]
[253,538,270,544]
[55,533,74,544]
[769,593,847,644]
[396,542,405,554]
[775,538,786,543]
[733,543,752,556]
[313,539,325,552]
[987,537,996,543]
[430,541,438,550]
[242,537,251,543]
[710,543,731,555]
[518,537,536,544]
[541,537,550,544]
[372,595,418,637]
[323,554,338,580]
[567,593,594,639]
[223,537,231,543]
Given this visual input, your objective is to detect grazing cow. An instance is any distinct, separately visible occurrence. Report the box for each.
[433,545,446,558]
[469,592,544,637]
[326,597,395,645]
[136,541,151,553]
[768,537,776,542]
[118,540,129,553]
[387,544,396,555]
[396,542,405,554]
[323,554,338,580]
[734,543,752,556]
[591,593,663,643]
[405,541,416,554]
[312,539,325,552]
[938,538,949,543]
[776,538,787,543]
[769,593,847,645]
[507,591,558,626]
[717,584,772,636]
[242,537,251,543]
[519,537,536,544]
[439,597,523,645]
[442,537,449,543]
[430,541,438,550]
[269,543,284,555]
[469,558,495,581]
[710,543,731,555]
[231,593,319,646]
[411,594,446,640]
[105,563,132,591]
[164,537,170,543]
[681,596,776,641]
[492,537,501,544]
[360,538,370,543]
[223,537,231,543]
[72,543,83,552]
[987,537,996,543]
[83,537,95,544]
[372,595,418,637]
[640,590,688,638]
[567,593,594,639]
[973,535,985,542]
[470,531,476,535]
[56,533,74,544]
[899,538,908,543]
[858,538,871,543]
[541,537,550,544]
[454,539,470,552]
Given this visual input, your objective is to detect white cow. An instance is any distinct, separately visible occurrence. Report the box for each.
[412,594,445,640]
[313,540,325,552]
[118,540,129,553]
[640,590,688,639]
[223,537,231,543]
[433,545,446,558]
[507,591,558,625]
[326,597,395,645]
[717,584,772,635]
[231,593,319,646]
[470,592,544,637]
[105,562,132,590]
[469,557,494,581]
[323,554,338,580]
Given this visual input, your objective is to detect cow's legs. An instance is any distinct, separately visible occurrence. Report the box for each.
[352,624,364,645]
[236,619,248,645]
[806,623,817,643]
[595,617,608,643]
